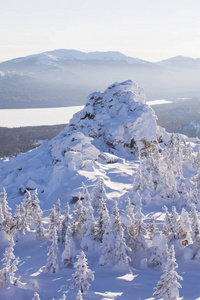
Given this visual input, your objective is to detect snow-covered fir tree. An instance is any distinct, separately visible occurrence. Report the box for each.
[162,206,173,243]
[190,204,200,239]
[59,294,66,300]
[91,177,106,208]
[148,212,158,240]
[153,245,183,300]
[149,233,168,269]
[0,237,19,287]
[124,197,134,218]
[32,292,41,300]
[178,208,192,244]
[81,203,97,251]
[45,226,59,273]
[194,147,200,170]
[0,188,12,234]
[114,225,131,266]
[62,224,76,267]
[55,199,62,243]
[0,205,4,231]
[72,196,87,238]
[61,202,72,244]
[28,189,44,238]
[76,289,83,300]
[30,189,43,219]
[99,205,115,266]
[170,206,180,240]
[133,207,147,250]
[112,200,121,236]
[72,251,94,293]
[82,182,91,208]
[96,198,107,242]
[12,202,30,241]
[133,161,143,192]
[35,209,44,238]
[48,205,57,241]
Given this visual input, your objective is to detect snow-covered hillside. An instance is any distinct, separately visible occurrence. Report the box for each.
[0,80,200,299]
[0,80,168,207]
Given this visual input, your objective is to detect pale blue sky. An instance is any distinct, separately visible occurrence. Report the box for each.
[1,0,200,61]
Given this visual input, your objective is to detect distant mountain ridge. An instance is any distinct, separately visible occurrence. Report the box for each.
[0,50,200,109]
[2,49,151,65]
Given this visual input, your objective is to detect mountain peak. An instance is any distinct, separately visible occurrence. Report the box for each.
[51,80,166,161]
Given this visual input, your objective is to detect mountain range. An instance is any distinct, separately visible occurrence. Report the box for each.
[0,50,200,108]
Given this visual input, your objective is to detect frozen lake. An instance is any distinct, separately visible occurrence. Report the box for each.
[0,100,171,128]
[0,106,84,128]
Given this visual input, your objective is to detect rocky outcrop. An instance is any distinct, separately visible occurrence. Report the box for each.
[51,80,165,159]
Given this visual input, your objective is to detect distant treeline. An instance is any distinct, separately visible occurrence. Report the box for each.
[0,124,66,158]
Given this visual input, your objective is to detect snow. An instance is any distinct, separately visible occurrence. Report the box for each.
[0,80,200,299]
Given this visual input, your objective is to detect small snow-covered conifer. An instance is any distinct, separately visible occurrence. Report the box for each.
[82,182,91,208]
[99,206,115,266]
[96,198,107,241]
[0,188,12,234]
[59,294,66,300]
[76,289,83,300]
[31,190,44,238]
[62,224,76,266]
[114,225,131,266]
[193,233,200,258]
[148,212,158,240]
[72,197,87,238]
[162,206,173,243]
[133,207,147,250]
[31,190,43,219]
[32,292,41,300]
[72,251,94,293]
[0,205,4,230]
[61,202,72,244]
[149,233,168,268]
[35,211,44,238]
[91,177,106,208]
[46,226,59,273]
[56,199,62,243]
[0,237,19,287]
[48,205,57,241]
[81,203,97,251]
[12,202,30,241]
[112,201,121,236]
[133,162,143,191]
[178,208,192,244]
[124,197,134,218]
[170,206,180,240]
[153,245,183,300]
[190,204,200,239]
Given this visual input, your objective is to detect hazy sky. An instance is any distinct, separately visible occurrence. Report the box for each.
[1,0,200,62]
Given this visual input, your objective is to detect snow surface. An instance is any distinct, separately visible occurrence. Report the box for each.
[0,80,200,299]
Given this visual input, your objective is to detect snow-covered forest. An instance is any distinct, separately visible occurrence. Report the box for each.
[0,80,200,299]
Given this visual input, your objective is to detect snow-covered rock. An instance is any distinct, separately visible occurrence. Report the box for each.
[52,80,163,158]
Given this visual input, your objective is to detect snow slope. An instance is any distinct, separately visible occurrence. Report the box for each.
[0,80,167,209]
[0,80,200,300]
